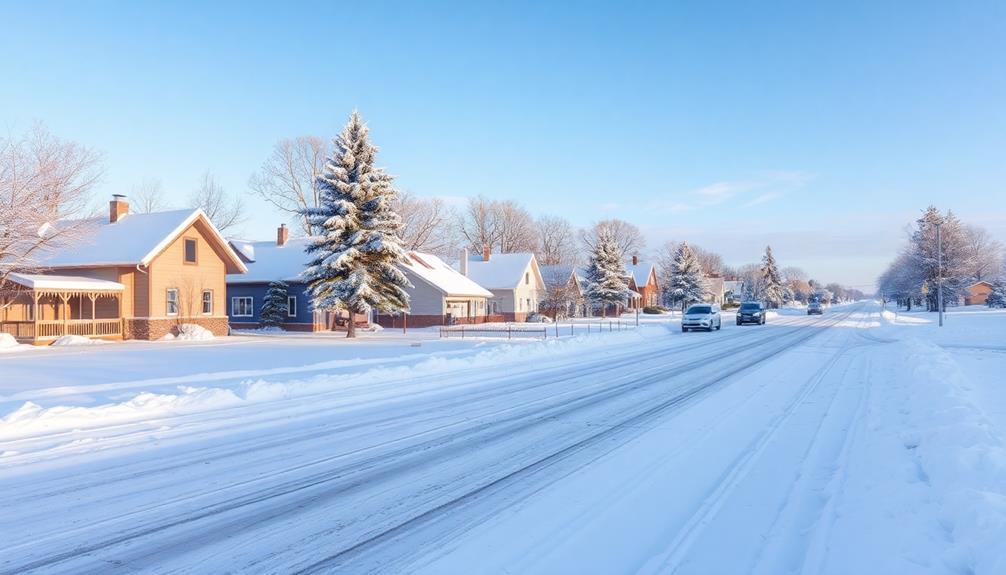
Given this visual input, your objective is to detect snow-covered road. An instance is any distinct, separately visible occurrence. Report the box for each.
[2,303,1004,574]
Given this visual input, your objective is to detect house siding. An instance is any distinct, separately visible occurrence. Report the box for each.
[226,281,321,330]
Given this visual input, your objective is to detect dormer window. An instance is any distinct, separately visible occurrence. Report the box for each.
[184,238,198,264]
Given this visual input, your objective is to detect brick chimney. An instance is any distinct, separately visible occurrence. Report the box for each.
[277,223,289,247]
[632,255,639,266]
[482,244,491,262]
[109,194,129,223]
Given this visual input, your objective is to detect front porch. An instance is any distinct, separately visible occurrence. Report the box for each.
[0,274,125,344]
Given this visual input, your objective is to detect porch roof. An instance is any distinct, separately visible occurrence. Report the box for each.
[6,273,125,292]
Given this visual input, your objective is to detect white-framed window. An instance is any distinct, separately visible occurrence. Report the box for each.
[287,296,297,318]
[231,296,253,317]
[166,288,179,316]
[202,290,213,315]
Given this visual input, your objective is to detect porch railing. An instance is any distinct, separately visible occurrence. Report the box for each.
[2,319,123,340]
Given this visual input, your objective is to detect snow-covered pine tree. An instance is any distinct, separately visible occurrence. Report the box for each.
[759,246,785,308]
[259,280,289,328]
[987,280,1006,309]
[299,111,411,338]
[584,228,630,317]
[668,242,709,312]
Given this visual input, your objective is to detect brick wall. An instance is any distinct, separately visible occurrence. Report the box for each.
[124,317,231,340]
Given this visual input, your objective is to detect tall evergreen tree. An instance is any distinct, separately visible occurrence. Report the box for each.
[300,111,411,338]
[667,242,709,311]
[259,280,289,328]
[759,246,785,308]
[584,228,630,317]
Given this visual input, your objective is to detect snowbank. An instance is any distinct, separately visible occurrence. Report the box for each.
[831,337,1006,574]
[0,327,659,442]
[174,324,215,341]
[50,335,107,346]
[0,333,19,349]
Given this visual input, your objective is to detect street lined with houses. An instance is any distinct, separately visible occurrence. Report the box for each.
[2,303,1004,573]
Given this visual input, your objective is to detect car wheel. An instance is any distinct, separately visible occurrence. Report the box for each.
[716,321,721,331]
[681,327,687,333]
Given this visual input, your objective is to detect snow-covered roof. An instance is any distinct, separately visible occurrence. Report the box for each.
[37,209,247,273]
[462,253,539,290]
[226,237,316,284]
[539,264,578,289]
[403,252,493,298]
[626,261,656,287]
[6,273,124,291]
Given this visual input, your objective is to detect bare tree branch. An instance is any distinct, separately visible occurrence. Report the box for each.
[130,178,169,214]
[249,136,328,235]
[394,191,457,256]
[535,214,579,265]
[1,123,103,290]
[189,171,245,234]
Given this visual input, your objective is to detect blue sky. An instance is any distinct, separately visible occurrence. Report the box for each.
[3,0,1004,288]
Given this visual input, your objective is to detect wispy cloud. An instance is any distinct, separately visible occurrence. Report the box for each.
[649,170,813,213]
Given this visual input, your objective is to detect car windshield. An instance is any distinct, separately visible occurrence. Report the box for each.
[686,306,712,315]
[810,302,821,307]
[740,303,760,311]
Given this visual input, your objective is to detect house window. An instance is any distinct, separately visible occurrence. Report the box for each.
[231,296,253,317]
[184,238,198,264]
[202,290,213,315]
[525,272,529,285]
[287,296,297,318]
[166,289,179,316]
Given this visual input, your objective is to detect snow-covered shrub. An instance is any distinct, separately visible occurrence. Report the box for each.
[0,333,19,349]
[642,305,668,314]
[174,324,215,341]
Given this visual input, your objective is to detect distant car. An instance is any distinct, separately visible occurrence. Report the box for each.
[807,301,824,315]
[682,304,721,332]
[736,302,766,325]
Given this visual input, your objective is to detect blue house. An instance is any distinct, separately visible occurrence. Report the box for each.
[226,225,331,331]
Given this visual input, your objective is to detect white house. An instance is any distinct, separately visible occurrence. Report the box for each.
[460,247,545,322]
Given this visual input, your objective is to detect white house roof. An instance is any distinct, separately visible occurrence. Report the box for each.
[539,264,578,289]
[626,261,656,287]
[38,209,247,273]
[6,273,124,291]
[404,252,493,298]
[227,237,316,284]
[462,253,538,290]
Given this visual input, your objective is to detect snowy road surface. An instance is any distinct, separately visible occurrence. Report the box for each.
[2,303,1004,574]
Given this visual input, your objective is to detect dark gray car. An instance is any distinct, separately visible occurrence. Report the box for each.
[736,302,766,325]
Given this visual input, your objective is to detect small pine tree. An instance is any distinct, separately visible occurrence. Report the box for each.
[584,228,631,317]
[668,242,709,312]
[760,246,785,308]
[260,280,289,328]
[987,280,1006,309]
[300,111,411,338]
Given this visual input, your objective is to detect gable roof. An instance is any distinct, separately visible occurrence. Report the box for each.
[539,264,581,292]
[462,252,541,290]
[402,252,493,298]
[968,280,994,289]
[625,261,657,287]
[227,237,315,284]
[38,209,247,273]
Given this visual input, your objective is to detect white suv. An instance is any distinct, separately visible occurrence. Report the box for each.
[682,304,722,332]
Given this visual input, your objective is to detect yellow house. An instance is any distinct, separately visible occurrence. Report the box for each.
[0,195,247,343]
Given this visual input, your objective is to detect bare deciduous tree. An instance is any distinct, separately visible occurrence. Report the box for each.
[189,172,245,234]
[249,136,329,235]
[1,124,102,290]
[581,219,645,260]
[456,196,537,254]
[131,178,168,214]
[394,191,457,256]
[963,224,1003,282]
[692,245,724,276]
[535,214,579,265]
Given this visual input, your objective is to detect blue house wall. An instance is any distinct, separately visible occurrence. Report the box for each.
[226,282,316,327]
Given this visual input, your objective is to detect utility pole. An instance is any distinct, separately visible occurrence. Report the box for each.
[936,221,944,327]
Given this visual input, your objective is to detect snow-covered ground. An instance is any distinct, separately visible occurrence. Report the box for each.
[0,302,1003,574]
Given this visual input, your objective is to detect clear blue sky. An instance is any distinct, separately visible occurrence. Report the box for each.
[4,0,1004,288]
